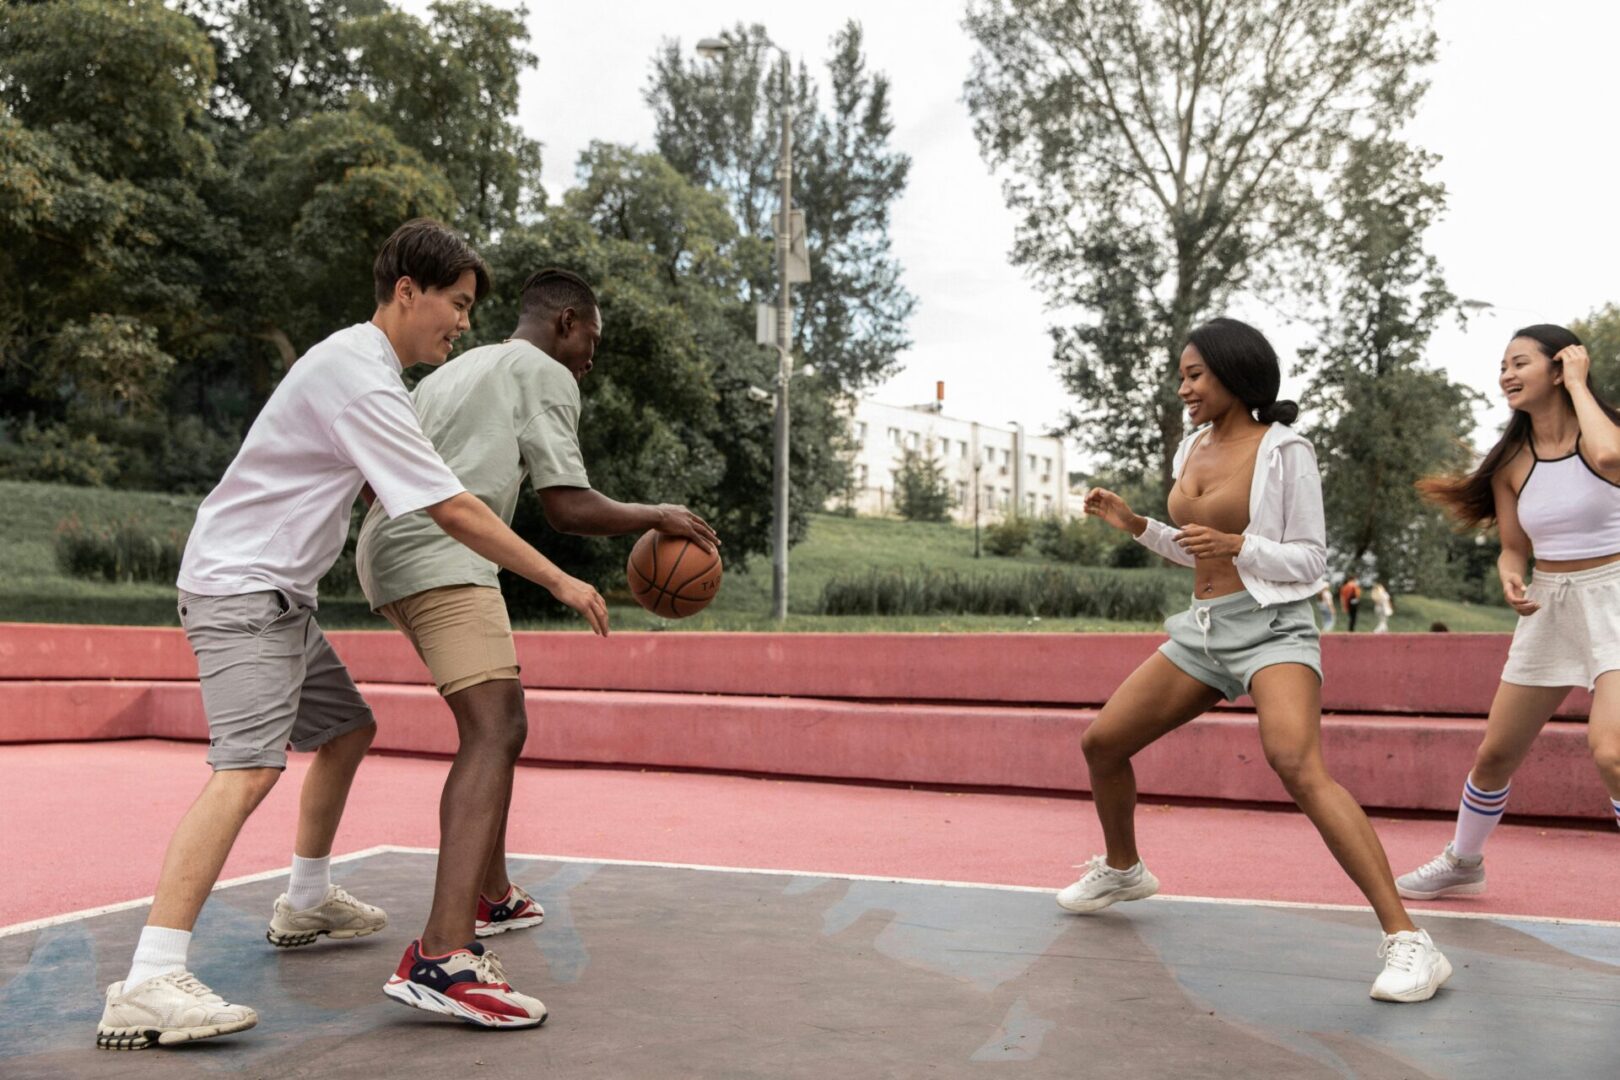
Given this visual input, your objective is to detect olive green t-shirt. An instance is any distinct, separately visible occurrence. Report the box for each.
[355,339,589,609]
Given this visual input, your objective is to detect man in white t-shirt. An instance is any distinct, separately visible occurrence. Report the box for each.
[97,220,609,1050]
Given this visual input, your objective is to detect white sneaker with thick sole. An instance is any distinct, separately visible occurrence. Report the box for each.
[1370,928,1452,1003]
[1056,855,1160,913]
[1396,843,1485,900]
[267,883,388,948]
[96,971,258,1050]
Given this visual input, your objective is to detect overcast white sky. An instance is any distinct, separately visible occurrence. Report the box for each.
[400,0,1620,456]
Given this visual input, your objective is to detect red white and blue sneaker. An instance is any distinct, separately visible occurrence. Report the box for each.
[383,940,546,1029]
[475,884,545,938]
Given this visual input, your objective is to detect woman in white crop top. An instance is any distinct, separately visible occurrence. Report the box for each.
[1397,325,1620,902]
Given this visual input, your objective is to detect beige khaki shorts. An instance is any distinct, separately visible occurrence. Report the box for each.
[377,585,521,697]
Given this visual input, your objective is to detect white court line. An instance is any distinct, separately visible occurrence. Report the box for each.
[0,845,394,940]
[6,843,1618,937]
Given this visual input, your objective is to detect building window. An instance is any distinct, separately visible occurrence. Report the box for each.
[856,422,868,441]
[1027,454,1037,472]
[1025,493,1036,513]
[886,427,901,445]
[858,464,869,486]
[939,437,951,456]
[888,470,898,490]
[960,442,969,459]
[1043,495,1053,512]
[956,481,968,504]
[1000,488,1011,509]
[1042,456,1053,477]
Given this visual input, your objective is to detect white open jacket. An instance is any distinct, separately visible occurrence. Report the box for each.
[1135,422,1328,607]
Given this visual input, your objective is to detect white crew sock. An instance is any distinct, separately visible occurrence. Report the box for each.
[124,925,191,990]
[1451,777,1510,858]
[286,854,332,911]
[1611,798,1620,831]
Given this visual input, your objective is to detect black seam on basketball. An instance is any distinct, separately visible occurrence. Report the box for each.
[628,562,659,595]
[658,541,691,592]
[671,558,720,597]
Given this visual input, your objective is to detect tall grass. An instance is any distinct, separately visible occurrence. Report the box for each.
[53,514,185,584]
[819,566,1177,622]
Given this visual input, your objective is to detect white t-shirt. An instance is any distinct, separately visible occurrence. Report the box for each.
[178,322,466,607]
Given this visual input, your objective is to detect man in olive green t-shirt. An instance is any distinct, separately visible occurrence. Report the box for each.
[354,268,717,1028]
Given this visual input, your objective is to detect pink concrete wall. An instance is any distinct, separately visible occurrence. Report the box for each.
[0,623,1591,717]
[1,678,1607,820]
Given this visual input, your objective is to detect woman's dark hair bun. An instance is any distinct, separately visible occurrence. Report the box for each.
[1257,400,1299,425]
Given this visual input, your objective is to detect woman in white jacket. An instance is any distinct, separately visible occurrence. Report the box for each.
[1070,318,1450,1003]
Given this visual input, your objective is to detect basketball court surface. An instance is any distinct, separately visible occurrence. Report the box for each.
[4,841,1617,1079]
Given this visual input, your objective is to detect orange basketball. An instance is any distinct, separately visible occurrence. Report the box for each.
[626,530,723,618]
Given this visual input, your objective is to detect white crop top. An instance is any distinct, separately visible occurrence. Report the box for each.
[1516,437,1620,560]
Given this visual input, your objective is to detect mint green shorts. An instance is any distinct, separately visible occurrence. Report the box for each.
[1159,590,1322,702]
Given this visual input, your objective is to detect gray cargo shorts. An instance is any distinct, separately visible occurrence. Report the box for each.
[179,589,375,770]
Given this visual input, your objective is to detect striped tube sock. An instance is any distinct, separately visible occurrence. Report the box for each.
[1611,798,1620,831]
[1452,778,1510,858]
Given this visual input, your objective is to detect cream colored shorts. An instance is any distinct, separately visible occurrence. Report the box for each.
[1501,561,1620,691]
[377,585,521,698]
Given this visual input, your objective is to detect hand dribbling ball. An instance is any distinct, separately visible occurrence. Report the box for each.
[626,530,723,618]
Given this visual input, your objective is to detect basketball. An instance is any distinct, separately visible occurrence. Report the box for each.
[626,530,723,618]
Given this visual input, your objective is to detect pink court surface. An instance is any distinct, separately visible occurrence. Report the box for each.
[3,626,1619,1077]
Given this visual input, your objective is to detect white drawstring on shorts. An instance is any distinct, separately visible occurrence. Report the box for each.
[1194,604,1214,661]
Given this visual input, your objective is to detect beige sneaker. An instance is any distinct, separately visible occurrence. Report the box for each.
[96,971,257,1050]
[267,883,388,948]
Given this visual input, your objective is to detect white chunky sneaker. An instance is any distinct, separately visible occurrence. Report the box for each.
[96,971,257,1050]
[1370,928,1452,1003]
[1056,855,1160,913]
[1396,843,1486,901]
[267,883,388,948]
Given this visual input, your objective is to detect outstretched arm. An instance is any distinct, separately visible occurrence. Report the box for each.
[425,492,610,635]
[539,487,718,554]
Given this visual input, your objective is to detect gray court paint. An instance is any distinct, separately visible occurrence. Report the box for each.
[782,875,829,896]
[1124,900,1620,1080]
[0,924,102,1058]
[1498,918,1620,967]
[513,859,600,984]
[817,880,1071,993]
[969,996,1058,1062]
[0,893,393,1070]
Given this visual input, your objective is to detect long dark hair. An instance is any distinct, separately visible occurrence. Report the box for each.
[1186,317,1299,425]
[1418,324,1620,527]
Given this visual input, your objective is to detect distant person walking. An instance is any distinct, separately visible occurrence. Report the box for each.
[1370,583,1394,634]
[1397,325,1620,902]
[1316,586,1337,632]
[1340,577,1363,632]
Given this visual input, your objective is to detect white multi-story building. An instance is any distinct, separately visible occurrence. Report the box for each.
[834,388,1079,523]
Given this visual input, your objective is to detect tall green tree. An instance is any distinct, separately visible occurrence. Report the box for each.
[963,0,1438,489]
[461,146,847,609]
[646,21,914,392]
[1301,137,1478,590]
[894,443,954,522]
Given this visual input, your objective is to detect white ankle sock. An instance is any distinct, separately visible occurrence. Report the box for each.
[286,854,331,911]
[125,925,191,989]
[1452,778,1510,858]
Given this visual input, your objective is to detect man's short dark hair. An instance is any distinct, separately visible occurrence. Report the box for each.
[373,218,491,305]
[519,268,597,321]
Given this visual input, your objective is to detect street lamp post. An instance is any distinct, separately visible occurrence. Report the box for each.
[972,453,983,558]
[697,33,794,622]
